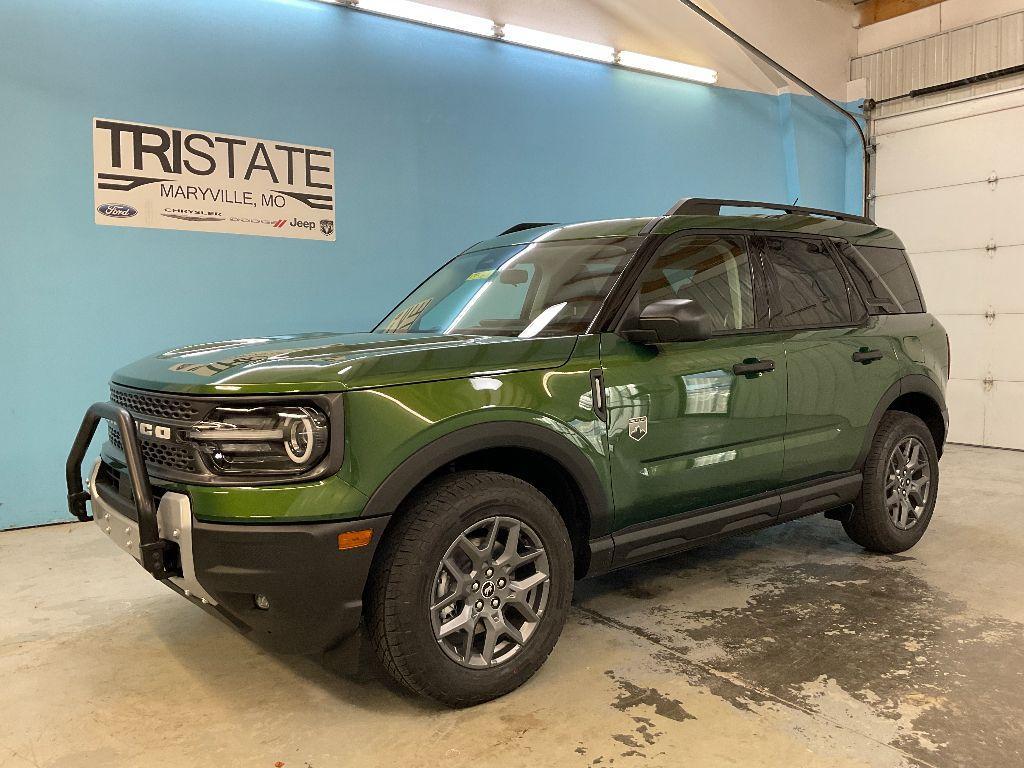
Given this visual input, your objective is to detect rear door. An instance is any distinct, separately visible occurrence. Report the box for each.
[601,232,788,531]
[759,235,902,484]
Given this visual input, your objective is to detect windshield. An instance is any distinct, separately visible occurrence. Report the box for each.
[376,237,642,338]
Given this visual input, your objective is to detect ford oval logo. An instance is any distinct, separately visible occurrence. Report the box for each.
[97,203,138,218]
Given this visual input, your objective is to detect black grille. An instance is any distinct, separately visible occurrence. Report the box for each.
[108,424,198,473]
[108,422,122,450]
[110,385,200,421]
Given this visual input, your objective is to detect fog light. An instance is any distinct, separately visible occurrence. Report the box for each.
[254,594,271,611]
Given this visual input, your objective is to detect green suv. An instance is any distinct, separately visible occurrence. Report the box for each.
[68,198,948,707]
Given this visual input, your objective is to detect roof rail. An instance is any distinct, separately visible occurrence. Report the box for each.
[666,198,874,225]
[499,222,559,237]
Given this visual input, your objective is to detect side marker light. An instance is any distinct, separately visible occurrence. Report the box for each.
[338,529,374,550]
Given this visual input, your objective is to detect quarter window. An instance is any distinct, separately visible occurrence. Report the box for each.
[635,235,755,334]
[765,238,853,328]
[838,243,924,315]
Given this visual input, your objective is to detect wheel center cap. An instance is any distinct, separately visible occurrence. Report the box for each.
[482,582,495,598]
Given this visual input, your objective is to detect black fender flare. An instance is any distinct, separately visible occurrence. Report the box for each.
[857,374,949,467]
[361,420,613,541]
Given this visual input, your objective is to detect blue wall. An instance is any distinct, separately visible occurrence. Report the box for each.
[0,0,860,529]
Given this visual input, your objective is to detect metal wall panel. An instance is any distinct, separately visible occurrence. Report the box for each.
[853,10,1024,116]
[1000,13,1024,68]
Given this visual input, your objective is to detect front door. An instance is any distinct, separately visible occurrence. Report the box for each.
[601,233,788,532]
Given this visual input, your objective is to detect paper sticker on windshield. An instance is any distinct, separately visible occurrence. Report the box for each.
[385,299,432,333]
[467,270,495,281]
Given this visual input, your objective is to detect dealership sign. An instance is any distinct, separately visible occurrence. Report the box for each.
[93,118,335,241]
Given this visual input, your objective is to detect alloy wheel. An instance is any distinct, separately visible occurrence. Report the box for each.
[885,436,931,531]
[429,516,550,668]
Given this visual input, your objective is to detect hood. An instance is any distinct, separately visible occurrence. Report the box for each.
[112,332,578,394]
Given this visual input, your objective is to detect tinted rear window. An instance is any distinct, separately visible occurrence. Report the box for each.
[765,238,853,328]
[838,243,924,314]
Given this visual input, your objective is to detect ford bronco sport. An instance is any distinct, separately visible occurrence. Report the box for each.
[68,198,948,707]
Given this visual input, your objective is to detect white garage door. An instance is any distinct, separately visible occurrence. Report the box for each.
[873,89,1024,450]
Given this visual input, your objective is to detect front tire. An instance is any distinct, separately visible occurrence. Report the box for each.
[366,471,573,707]
[843,411,939,553]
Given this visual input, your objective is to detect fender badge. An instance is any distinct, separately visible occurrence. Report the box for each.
[628,416,648,442]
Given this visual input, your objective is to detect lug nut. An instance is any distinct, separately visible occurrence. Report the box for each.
[491,598,500,608]
[485,567,494,578]
[471,581,480,592]
[497,578,506,588]
[475,600,484,611]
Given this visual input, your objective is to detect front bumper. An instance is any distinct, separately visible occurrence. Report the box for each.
[188,511,389,653]
[87,459,217,605]
[70,402,389,655]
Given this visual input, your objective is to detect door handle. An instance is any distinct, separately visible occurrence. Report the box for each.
[733,358,775,377]
[589,368,608,423]
[852,349,884,364]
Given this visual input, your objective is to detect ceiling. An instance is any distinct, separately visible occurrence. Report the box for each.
[851,0,945,25]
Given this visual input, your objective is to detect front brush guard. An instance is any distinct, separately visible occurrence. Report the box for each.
[66,402,174,579]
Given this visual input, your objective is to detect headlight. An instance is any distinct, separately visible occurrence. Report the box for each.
[186,405,329,476]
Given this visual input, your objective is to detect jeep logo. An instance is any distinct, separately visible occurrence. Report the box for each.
[289,217,316,230]
[136,421,172,441]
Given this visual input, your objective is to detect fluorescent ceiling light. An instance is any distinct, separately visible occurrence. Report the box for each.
[355,0,495,37]
[326,2,717,87]
[617,50,717,84]
[500,24,616,63]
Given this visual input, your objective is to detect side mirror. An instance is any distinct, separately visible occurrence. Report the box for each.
[620,298,713,345]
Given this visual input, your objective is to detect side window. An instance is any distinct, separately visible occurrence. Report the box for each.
[838,242,924,315]
[635,235,755,334]
[765,238,853,328]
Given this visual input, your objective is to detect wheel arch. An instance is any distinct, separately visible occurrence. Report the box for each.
[858,375,948,467]
[361,422,613,579]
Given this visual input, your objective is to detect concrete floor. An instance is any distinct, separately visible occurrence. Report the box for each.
[2,444,1023,768]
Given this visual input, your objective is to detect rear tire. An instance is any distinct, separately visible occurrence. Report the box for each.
[843,411,939,554]
[365,470,573,707]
